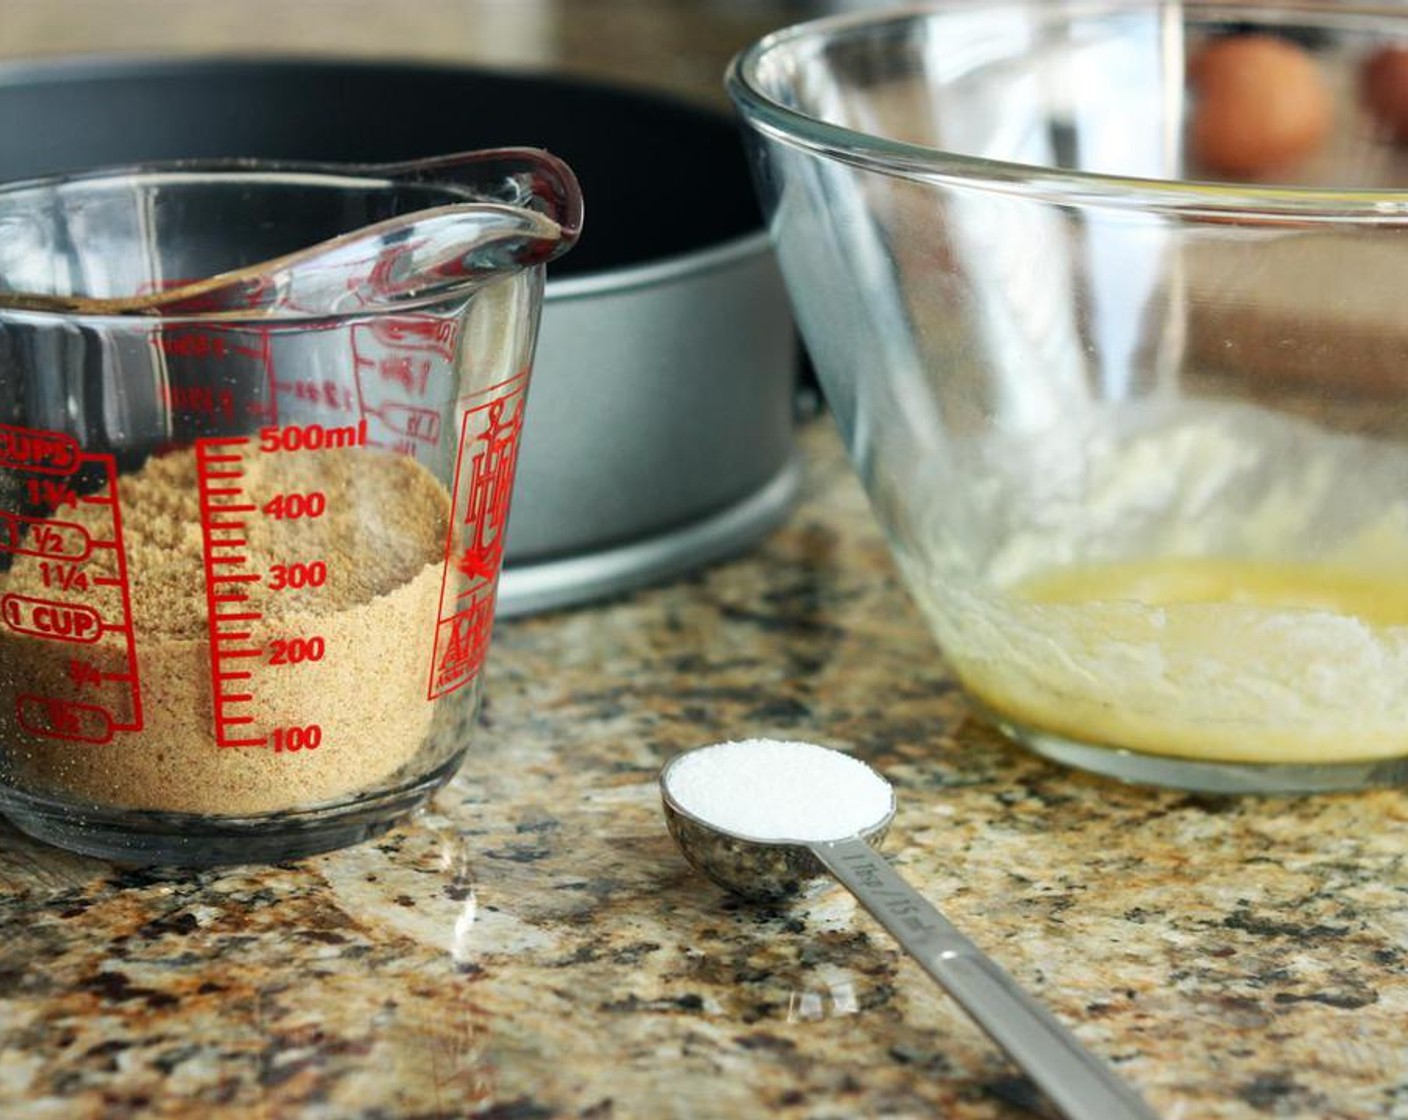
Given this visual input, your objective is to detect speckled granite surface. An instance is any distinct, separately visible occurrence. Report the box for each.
[3,418,1407,1120]
[1,3,1407,1118]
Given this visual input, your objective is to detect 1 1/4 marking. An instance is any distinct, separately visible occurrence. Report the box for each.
[38,561,89,592]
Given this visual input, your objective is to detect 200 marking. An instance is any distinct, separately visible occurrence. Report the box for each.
[268,636,326,665]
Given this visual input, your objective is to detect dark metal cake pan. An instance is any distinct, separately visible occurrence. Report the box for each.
[0,56,800,615]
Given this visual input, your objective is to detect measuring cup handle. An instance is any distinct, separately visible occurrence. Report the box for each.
[810,837,1160,1120]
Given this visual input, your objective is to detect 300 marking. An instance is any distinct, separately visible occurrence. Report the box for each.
[267,561,328,591]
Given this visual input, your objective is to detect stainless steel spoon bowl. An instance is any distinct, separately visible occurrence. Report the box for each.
[661,752,894,900]
[660,742,1159,1120]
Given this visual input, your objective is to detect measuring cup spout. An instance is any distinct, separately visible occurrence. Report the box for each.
[151,147,585,316]
[154,199,573,317]
[0,147,582,318]
[373,147,583,247]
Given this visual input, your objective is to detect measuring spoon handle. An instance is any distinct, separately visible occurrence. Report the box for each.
[810,837,1159,1120]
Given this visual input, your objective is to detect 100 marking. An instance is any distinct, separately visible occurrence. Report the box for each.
[271,724,322,753]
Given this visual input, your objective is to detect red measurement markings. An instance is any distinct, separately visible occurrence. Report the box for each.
[0,513,91,562]
[195,437,268,748]
[257,420,366,454]
[364,314,458,359]
[24,478,79,511]
[427,370,527,700]
[0,431,143,740]
[83,460,143,733]
[1,595,102,642]
[275,377,357,415]
[352,315,457,453]
[196,422,349,753]
[17,695,113,744]
[366,402,441,444]
[0,424,80,474]
[148,314,278,426]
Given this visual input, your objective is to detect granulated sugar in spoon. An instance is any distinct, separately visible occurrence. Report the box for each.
[659,739,1158,1120]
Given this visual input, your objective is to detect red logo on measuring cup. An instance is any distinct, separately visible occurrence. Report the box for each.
[427,372,527,699]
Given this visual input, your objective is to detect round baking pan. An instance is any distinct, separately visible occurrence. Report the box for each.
[0,56,801,615]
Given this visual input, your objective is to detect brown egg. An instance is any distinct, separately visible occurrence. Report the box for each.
[1189,34,1332,178]
[1362,45,1408,143]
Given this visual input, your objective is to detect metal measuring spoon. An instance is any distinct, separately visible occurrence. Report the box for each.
[659,743,1159,1120]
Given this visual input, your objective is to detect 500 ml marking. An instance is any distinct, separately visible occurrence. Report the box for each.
[196,420,365,752]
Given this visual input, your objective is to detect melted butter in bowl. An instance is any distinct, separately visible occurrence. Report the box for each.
[1018,556,1408,623]
[894,400,1408,775]
[947,556,1408,766]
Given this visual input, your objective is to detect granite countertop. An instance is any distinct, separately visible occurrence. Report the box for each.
[4,415,1406,1120]
[2,3,1408,1119]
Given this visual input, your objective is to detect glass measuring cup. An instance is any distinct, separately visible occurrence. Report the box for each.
[0,149,581,863]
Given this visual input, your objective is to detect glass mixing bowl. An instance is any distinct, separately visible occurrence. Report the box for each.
[730,1,1408,793]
